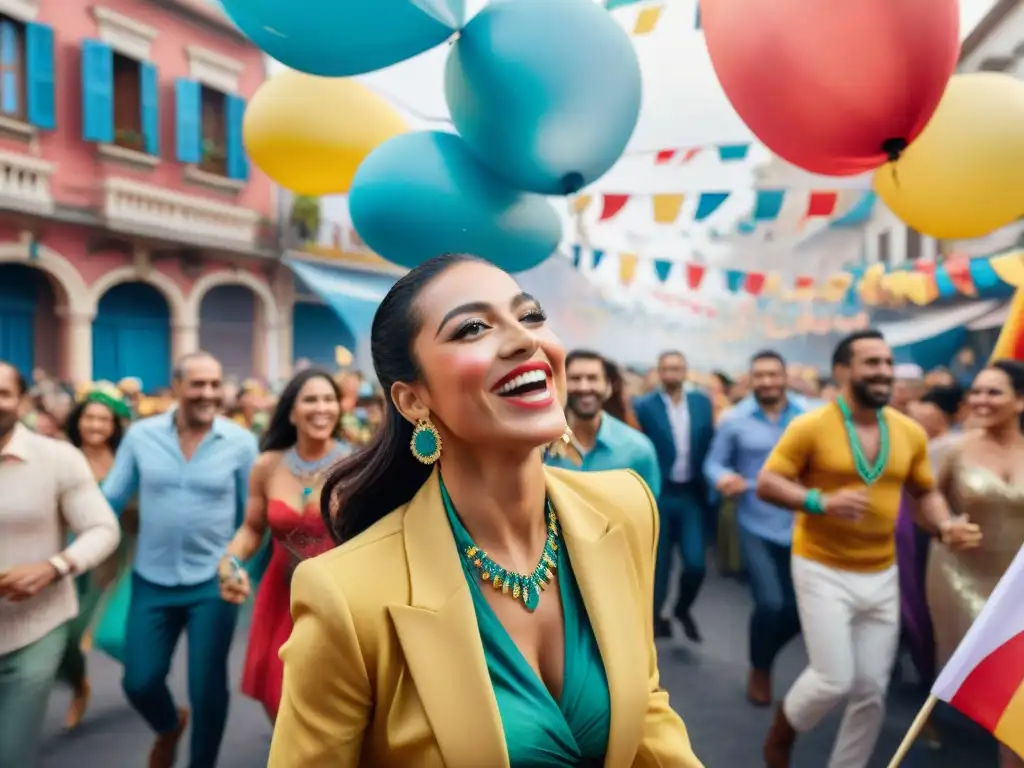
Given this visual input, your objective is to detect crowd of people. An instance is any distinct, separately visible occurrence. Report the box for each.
[0,254,1020,768]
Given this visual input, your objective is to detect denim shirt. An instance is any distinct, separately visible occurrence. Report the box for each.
[703,398,802,545]
[546,413,662,498]
[102,411,259,587]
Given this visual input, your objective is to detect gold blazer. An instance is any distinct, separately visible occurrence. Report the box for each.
[268,466,703,768]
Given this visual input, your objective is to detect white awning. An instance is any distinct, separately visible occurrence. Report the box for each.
[878,301,1001,347]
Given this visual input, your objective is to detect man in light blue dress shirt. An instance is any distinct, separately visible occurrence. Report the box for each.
[103,352,258,768]
[704,350,804,707]
[546,350,661,496]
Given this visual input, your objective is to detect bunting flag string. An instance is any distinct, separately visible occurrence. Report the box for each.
[567,245,1024,310]
[572,188,845,225]
[650,143,751,165]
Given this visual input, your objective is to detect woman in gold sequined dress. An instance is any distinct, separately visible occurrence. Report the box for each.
[928,360,1024,767]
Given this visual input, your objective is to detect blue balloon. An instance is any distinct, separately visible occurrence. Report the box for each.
[349,132,563,273]
[445,0,642,196]
[218,0,464,77]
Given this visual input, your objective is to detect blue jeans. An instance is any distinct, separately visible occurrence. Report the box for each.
[654,481,706,617]
[739,526,800,672]
[122,574,239,768]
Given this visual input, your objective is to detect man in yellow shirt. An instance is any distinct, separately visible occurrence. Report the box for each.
[756,330,980,768]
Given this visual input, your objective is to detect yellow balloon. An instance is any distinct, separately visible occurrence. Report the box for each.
[243,70,407,196]
[873,73,1024,240]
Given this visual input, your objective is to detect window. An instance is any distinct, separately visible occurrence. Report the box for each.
[0,15,25,119]
[82,39,159,156]
[112,52,142,151]
[0,14,51,130]
[200,85,226,175]
[905,227,922,262]
[877,230,891,266]
[175,77,247,182]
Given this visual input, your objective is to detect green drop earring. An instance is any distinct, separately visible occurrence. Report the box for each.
[410,419,442,465]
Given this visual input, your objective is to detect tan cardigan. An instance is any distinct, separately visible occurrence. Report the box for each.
[0,425,121,654]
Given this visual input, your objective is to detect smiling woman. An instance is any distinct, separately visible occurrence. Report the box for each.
[266,253,704,768]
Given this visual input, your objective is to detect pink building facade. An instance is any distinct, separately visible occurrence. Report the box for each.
[0,0,302,388]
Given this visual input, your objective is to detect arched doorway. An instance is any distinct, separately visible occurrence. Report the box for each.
[199,284,256,379]
[0,263,61,377]
[93,282,171,391]
[292,301,356,369]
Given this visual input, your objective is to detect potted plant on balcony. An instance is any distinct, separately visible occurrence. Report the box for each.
[114,129,144,152]
[201,138,228,173]
[290,195,321,243]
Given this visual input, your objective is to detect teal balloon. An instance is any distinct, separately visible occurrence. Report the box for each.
[217,0,464,76]
[445,0,642,195]
[349,132,563,272]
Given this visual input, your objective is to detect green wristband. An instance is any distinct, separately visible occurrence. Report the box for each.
[803,489,826,515]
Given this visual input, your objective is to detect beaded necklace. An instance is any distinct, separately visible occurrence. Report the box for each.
[440,480,560,612]
[836,396,889,485]
[283,441,350,506]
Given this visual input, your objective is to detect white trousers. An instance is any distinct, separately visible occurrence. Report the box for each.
[783,556,900,768]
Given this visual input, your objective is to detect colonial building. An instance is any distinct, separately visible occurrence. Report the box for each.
[0,0,282,388]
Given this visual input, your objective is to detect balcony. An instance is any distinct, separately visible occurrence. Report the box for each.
[102,176,259,252]
[0,150,55,216]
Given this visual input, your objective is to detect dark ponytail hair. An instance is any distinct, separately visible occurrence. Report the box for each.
[321,253,485,543]
[985,359,1024,431]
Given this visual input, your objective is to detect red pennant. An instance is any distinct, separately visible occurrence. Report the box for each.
[794,275,815,290]
[599,194,630,221]
[681,148,701,163]
[685,263,706,289]
[944,254,977,296]
[805,191,838,217]
[655,149,676,164]
[913,260,937,274]
[744,272,766,295]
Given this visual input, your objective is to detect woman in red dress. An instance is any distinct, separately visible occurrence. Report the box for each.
[218,369,350,721]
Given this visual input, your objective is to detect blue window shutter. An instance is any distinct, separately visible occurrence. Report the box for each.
[174,78,201,163]
[81,39,113,142]
[225,93,248,181]
[25,22,55,129]
[140,61,159,156]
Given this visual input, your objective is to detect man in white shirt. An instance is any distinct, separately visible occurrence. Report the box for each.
[0,361,121,767]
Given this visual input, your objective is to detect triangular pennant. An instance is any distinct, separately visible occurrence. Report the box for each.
[744,272,766,295]
[685,262,705,289]
[653,259,673,282]
[571,195,593,214]
[717,144,750,162]
[592,249,605,270]
[599,194,629,221]
[806,191,838,218]
[724,269,745,293]
[571,244,582,269]
[654,149,676,164]
[695,192,729,221]
[633,5,664,35]
[618,253,639,285]
[652,194,685,224]
[753,189,786,221]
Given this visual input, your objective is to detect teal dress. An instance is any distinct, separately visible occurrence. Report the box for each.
[441,481,612,766]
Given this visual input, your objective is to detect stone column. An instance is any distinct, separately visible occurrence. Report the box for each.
[63,311,95,385]
[173,322,199,361]
[270,264,295,383]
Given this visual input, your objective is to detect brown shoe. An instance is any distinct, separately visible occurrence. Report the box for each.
[65,678,91,730]
[763,704,796,768]
[149,707,189,768]
[747,668,772,707]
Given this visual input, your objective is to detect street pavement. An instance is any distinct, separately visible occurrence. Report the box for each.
[40,568,997,767]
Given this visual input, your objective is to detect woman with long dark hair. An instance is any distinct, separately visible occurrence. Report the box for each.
[58,385,131,729]
[928,360,1024,768]
[217,368,349,722]
[268,254,701,767]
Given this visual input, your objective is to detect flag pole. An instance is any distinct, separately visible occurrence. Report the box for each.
[886,695,938,768]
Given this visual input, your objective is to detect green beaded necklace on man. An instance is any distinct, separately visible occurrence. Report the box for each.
[836,395,890,485]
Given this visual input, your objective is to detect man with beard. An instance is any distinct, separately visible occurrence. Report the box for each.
[703,350,803,707]
[756,330,981,768]
[0,361,120,767]
[102,352,258,768]
[546,350,661,495]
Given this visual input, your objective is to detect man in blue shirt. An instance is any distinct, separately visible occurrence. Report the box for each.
[103,352,258,768]
[546,350,661,496]
[704,349,803,707]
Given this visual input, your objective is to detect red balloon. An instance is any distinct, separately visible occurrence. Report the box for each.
[700,0,959,176]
